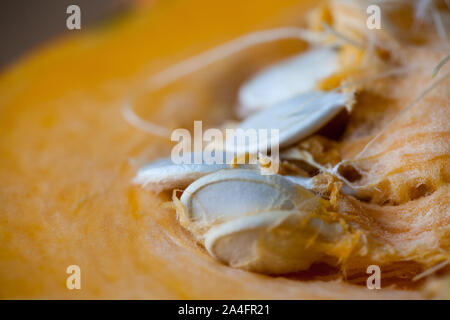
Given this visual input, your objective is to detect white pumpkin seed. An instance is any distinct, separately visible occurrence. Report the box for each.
[232,90,351,154]
[179,169,300,226]
[133,152,231,192]
[238,47,339,117]
[204,209,345,274]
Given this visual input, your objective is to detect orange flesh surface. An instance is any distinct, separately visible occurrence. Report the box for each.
[0,0,448,299]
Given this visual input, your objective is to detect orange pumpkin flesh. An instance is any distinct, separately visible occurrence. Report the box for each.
[0,0,446,299]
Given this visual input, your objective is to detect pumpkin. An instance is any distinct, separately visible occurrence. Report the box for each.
[0,0,448,299]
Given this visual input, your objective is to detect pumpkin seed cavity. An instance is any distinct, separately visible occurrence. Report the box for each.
[134,44,358,274]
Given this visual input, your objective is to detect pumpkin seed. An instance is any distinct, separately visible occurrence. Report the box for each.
[174,169,351,274]
[204,209,345,274]
[233,90,351,154]
[179,169,301,226]
[238,47,339,117]
[133,43,358,274]
[133,152,231,192]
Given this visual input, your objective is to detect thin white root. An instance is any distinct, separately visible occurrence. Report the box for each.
[146,27,329,91]
[430,3,449,44]
[432,54,450,77]
[413,259,449,281]
[321,22,365,49]
[121,102,171,138]
[415,0,432,23]
[122,27,328,137]
[337,64,417,91]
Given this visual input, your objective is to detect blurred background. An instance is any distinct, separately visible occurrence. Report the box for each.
[0,0,133,68]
